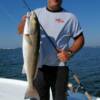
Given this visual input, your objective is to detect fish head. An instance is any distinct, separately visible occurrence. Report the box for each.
[29,11,40,35]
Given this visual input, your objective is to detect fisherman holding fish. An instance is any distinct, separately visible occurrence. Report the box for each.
[18,0,85,100]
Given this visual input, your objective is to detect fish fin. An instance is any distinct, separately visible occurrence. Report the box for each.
[24,35,33,46]
[33,66,38,80]
[22,64,27,74]
[24,87,40,100]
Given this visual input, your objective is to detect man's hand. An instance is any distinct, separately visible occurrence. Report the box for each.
[18,16,26,34]
[57,49,71,62]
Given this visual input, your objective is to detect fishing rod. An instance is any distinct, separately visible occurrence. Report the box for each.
[69,70,92,100]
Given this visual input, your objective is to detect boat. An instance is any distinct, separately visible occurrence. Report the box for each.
[0,78,99,100]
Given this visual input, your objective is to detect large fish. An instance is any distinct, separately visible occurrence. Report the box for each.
[22,12,40,100]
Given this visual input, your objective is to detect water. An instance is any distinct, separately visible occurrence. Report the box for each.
[0,48,25,80]
[0,47,100,97]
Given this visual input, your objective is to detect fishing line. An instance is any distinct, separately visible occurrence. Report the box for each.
[22,0,32,11]
[22,0,58,52]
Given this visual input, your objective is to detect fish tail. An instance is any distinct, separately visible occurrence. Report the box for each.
[24,86,40,100]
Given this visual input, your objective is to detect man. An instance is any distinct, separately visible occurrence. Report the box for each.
[18,0,85,100]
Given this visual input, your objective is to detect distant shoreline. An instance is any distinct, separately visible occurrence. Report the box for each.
[0,46,100,50]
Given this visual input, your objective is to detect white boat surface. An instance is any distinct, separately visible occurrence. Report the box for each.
[0,78,99,100]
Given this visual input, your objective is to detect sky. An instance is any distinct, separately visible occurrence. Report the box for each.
[0,0,100,48]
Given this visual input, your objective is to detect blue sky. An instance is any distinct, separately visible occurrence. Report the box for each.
[0,0,100,48]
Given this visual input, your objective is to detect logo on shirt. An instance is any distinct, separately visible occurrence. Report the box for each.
[55,18,64,23]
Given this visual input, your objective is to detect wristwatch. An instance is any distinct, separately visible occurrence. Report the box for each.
[67,50,74,58]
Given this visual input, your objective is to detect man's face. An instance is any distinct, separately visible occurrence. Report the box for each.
[48,0,62,9]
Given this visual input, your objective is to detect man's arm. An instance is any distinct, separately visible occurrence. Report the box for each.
[69,32,85,54]
[57,33,85,62]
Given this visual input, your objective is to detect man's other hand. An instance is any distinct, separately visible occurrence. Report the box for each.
[18,16,26,34]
